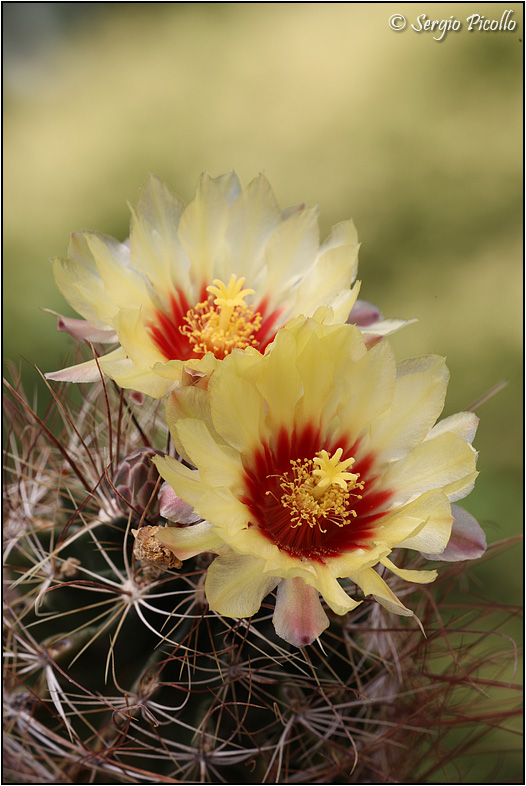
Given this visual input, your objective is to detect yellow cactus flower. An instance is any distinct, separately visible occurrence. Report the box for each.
[152,316,480,647]
[47,172,368,397]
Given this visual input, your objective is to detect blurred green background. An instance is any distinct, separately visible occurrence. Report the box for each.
[3,2,523,779]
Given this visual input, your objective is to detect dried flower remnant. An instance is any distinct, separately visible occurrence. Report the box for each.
[46,171,412,397]
[154,315,484,647]
[132,525,183,570]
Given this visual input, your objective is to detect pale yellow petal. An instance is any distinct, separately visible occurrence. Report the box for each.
[361,317,418,338]
[177,172,241,285]
[381,431,477,508]
[306,567,362,616]
[292,332,338,432]
[46,344,127,385]
[323,544,392,580]
[291,241,359,317]
[156,521,226,560]
[208,361,266,452]
[85,233,149,311]
[205,552,280,617]
[112,308,165,367]
[387,490,453,554]
[320,219,359,253]
[280,316,366,432]
[285,314,366,362]
[326,283,361,324]
[174,418,245,489]
[98,351,173,398]
[217,527,285,565]
[189,487,252,536]
[153,455,207,510]
[223,173,281,282]
[337,339,396,440]
[422,505,486,561]
[263,206,319,294]
[129,174,189,301]
[379,556,437,584]
[351,567,413,616]
[46,356,102,383]
[424,411,479,445]
[53,254,117,326]
[152,353,218,382]
[255,327,303,431]
[165,386,215,459]
[261,550,319,580]
[292,317,368,432]
[367,355,449,463]
[441,470,479,503]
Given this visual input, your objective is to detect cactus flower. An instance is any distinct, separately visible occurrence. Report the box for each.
[152,316,482,647]
[47,171,368,397]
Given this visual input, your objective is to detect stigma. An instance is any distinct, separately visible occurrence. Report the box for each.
[180,274,263,358]
[272,448,365,533]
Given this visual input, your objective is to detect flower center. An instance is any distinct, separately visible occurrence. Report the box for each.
[271,448,365,534]
[179,274,263,359]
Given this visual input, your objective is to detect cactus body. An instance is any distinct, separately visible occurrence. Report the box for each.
[3,378,521,784]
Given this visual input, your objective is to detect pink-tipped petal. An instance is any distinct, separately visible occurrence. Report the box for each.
[272,577,329,647]
[129,390,145,404]
[281,202,306,220]
[362,317,418,337]
[347,299,383,328]
[421,505,487,561]
[45,358,102,383]
[43,309,118,344]
[347,301,417,343]
[425,412,479,446]
[159,482,202,524]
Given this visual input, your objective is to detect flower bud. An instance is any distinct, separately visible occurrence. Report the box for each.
[113,447,162,522]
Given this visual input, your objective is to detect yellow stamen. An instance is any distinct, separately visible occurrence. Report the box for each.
[180,275,262,358]
[271,449,365,533]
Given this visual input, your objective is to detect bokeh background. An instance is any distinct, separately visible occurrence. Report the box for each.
[3,3,523,781]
